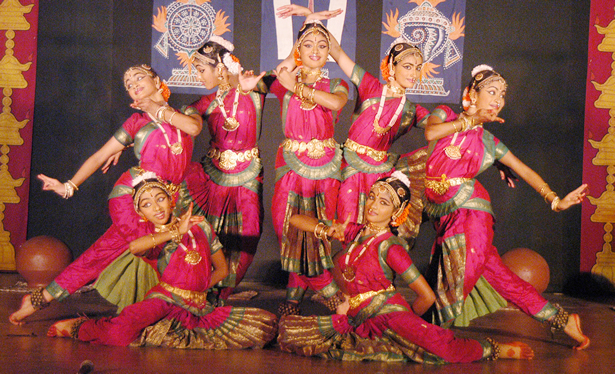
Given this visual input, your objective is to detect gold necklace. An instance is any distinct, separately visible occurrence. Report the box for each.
[155,217,178,233]
[180,230,201,265]
[365,222,389,234]
[215,87,241,132]
[342,229,389,282]
[297,71,322,110]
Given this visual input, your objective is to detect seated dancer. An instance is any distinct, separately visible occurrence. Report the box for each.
[278,173,533,363]
[181,37,267,301]
[423,64,589,349]
[264,19,349,315]
[9,64,202,324]
[47,174,278,349]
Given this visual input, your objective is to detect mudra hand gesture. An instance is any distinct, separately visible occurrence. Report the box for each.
[276,4,343,21]
[37,174,68,197]
[177,203,205,235]
[238,68,266,92]
[327,216,351,241]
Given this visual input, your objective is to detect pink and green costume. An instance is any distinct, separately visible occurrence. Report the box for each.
[424,105,559,327]
[75,222,278,348]
[180,85,266,299]
[338,65,429,242]
[278,222,496,364]
[265,74,348,303]
[46,109,198,311]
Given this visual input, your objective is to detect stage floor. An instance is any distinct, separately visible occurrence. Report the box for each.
[1,272,613,374]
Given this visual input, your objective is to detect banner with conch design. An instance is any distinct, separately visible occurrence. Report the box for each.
[151,0,234,95]
[381,0,466,104]
[260,0,357,98]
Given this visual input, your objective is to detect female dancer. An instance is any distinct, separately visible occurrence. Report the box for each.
[9,64,202,324]
[279,174,533,363]
[181,37,266,300]
[47,175,278,349]
[423,64,589,349]
[265,20,349,315]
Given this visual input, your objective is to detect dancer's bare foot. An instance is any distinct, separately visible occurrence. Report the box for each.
[47,318,82,338]
[499,342,534,360]
[8,295,36,326]
[565,313,590,350]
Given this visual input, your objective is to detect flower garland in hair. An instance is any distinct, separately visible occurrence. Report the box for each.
[471,64,493,78]
[132,171,160,187]
[159,81,171,102]
[209,35,235,52]
[390,170,411,227]
[391,170,411,188]
[222,52,242,75]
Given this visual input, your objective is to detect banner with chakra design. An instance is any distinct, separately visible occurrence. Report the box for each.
[381,0,466,104]
[260,0,357,98]
[150,0,234,95]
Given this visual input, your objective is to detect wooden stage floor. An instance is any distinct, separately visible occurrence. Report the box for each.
[1,272,614,374]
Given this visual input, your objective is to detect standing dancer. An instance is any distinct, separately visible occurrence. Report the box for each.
[277,4,429,242]
[266,19,349,315]
[279,174,534,363]
[181,37,266,301]
[47,176,278,349]
[9,64,202,324]
[423,65,589,349]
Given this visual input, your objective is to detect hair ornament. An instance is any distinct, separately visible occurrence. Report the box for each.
[222,52,242,75]
[209,35,234,52]
[471,64,493,78]
[391,170,411,189]
[132,171,159,187]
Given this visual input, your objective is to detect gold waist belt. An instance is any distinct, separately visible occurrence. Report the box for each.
[207,147,259,171]
[159,282,208,305]
[348,284,395,310]
[344,139,388,162]
[281,137,337,159]
[425,174,471,195]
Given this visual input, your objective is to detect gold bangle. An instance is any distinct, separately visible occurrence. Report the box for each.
[314,222,325,239]
[308,87,316,102]
[237,83,251,95]
[168,111,178,125]
[150,233,157,248]
[538,183,550,196]
[170,224,182,244]
[543,191,557,203]
[67,179,79,191]
[551,196,561,211]
[451,120,460,133]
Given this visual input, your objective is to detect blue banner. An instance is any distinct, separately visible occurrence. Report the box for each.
[381,0,466,104]
[151,0,234,95]
[260,0,357,98]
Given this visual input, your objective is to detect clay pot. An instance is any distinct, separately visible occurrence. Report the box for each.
[15,236,73,287]
[501,247,550,293]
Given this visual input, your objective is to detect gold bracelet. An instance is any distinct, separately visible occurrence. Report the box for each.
[543,191,557,203]
[170,224,182,244]
[155,105,168,121]
[237,83,251,95]
[67,179,79,191]
[168,111,178,125]
[314,222,326,239]
[551,196,561,212]
[451,120,460,133]
[308,87,316,102]
[538,183,550,196]
[149,233,157,248]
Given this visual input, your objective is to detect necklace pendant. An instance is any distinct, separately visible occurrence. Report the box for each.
[184,250,202,265]
[444,144,462,160]
[170,142,183,155]
[372,118,390,136]
[223,117,240,131]
[342,266,356,282]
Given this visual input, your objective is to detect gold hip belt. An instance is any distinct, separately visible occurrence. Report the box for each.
[207,147,259,171]
[281,137,337,159]
[344,139,388,162]
[348,284,395,310]
[425,174,471,195]
[159,281,208,305]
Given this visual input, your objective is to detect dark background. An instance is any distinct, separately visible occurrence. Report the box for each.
[27,0,590,291]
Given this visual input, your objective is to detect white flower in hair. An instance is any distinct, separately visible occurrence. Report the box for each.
[471,64,493,78]
[209,35,235,52]
[132,171,159,187]
[222,52,242,75]
[391,170,411,188]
